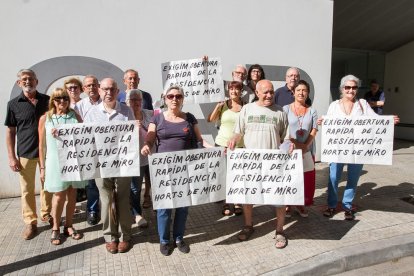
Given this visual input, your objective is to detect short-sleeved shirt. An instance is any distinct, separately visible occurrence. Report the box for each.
[234,102,289,149]
[4,91,50,158]
[83,101,135,123]
[283,104,318,154]
[117,89,154,110]
[364,90,385,115]
[152,112,198,153]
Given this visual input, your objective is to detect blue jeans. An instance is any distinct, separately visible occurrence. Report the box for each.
[328,163,363,210]
[87,179,100,214]
[157,207,188,244]
[130,166,146,216]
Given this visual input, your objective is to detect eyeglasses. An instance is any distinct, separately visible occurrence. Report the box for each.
[100,87,117,93]
[67,86,79,91]
[165,94,184,100]
[344,86,358,90]
[287,74,299,78]
[53,96,70,102]
[251,69,261,74]
[233,71,246,76]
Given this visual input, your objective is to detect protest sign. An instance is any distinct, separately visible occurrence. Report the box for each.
[321,115,394,165]
[226,149,304,205]
[56,121,140,181]
[161,57,225,104]
[149,147,226,209]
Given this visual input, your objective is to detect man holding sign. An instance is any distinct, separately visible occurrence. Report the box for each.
[84,78,135,254]
[228,80,291,249]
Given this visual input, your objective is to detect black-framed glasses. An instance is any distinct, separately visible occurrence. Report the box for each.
[53,96,70,102]
[166,94,183,100]
[344,86,358,90]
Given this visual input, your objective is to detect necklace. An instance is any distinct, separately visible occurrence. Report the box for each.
[293,103,307,137]
[341,99,354,115]
[51,113,69,127]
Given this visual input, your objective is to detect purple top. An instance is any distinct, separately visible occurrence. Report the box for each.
[152,112,198,153]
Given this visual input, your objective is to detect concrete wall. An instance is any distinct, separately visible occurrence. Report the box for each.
[0,0,333,197]
[384,40,414,140]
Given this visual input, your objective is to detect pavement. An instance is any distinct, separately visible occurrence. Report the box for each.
[0,139,413,276]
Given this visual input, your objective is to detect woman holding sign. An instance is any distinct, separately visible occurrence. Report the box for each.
[126,89,153,228]
[38,88,85,245]
[283,80,318,218]
[319,75,399,220]
[208,81,244,216]
[141,85,211,256]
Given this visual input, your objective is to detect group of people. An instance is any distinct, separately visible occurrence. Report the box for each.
[5,64,397,255]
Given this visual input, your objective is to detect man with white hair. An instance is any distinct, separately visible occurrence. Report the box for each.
[5,69,53,240]
[84,78,135,254]
[275,67,311,107]
[231,65,255,104]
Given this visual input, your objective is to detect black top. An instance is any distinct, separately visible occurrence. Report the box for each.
[4,91,50,159]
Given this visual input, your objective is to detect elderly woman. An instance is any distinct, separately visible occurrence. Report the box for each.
[246,64,266,92]
[63,77,83,109]
[283,80,318,218]
[208,81,244,216]
[141,85,211,256]
[125,89,153,228]
[38,88,86,245]
[320,75,399,220]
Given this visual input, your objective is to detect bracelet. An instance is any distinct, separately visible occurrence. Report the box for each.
[40,167,45,170]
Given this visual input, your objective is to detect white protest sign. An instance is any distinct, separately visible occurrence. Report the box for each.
[321,115,394,165]
[56,121,140,181]
[149,147,226,209]
[226,149,304,205]
[161,57,225,104]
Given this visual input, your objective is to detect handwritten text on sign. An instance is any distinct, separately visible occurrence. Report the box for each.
[149,147,226,209]
[226,149,304,205]
[56,121,140,181]
[161,57,225,104]
[321,116,394,165]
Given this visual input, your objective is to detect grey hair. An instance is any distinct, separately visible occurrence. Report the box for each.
[339,74,361,90]
[82,75,98,85]
[124,69,139,79]
[286,67,300,77]
[165,85,184,96]
[126,89,142,101]
[17,69,37,80]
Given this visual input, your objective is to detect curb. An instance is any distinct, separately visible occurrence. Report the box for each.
[263,233,414,276]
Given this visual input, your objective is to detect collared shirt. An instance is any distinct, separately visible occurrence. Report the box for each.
[83,101,135,123]
[74,97,102,119]
[117,89,154,110]
[274,84,312,107]
[4,91,50,158]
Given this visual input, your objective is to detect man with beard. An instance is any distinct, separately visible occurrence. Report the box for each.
[5,69,53,240]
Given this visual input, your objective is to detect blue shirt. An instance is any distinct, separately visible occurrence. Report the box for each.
[275,85,312,107]
[364,90,385,115]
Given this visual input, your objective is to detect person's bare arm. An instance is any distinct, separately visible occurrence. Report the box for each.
[6,126,21,172]
[141,123,157,156]
[38,115,47,182]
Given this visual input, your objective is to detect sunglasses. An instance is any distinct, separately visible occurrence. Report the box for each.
[344,86,358,90]
[53,96,70,102]
[166,94,184,100]
[67,86,79,91]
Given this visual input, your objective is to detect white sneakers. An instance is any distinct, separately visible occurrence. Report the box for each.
[135,215,148,228]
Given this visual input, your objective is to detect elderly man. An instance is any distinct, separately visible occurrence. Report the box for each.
[5,69,53,240]
[231,65,255,104]
[74,75,101,226]
[364,79,385,115]
[228,79,290,249]
[274,67,311,107]
[84,78,134,254]
[117,69,153,110]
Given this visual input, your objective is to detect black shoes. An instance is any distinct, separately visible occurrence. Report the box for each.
[87,213,99,226]
[160,243,171,256]
[174,240,190,253]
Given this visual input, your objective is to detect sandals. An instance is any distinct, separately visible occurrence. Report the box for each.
[51,229,61,245]
[274,232,288,249]
[237,226,254,241]
[323,207,336,218]
[63,226,83,240]
[344,210,355,221]
[143,195,152,209]
[222,204,233,216]
[234,204,243,216]
[295,206,309,218]
[285,206,292,218]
